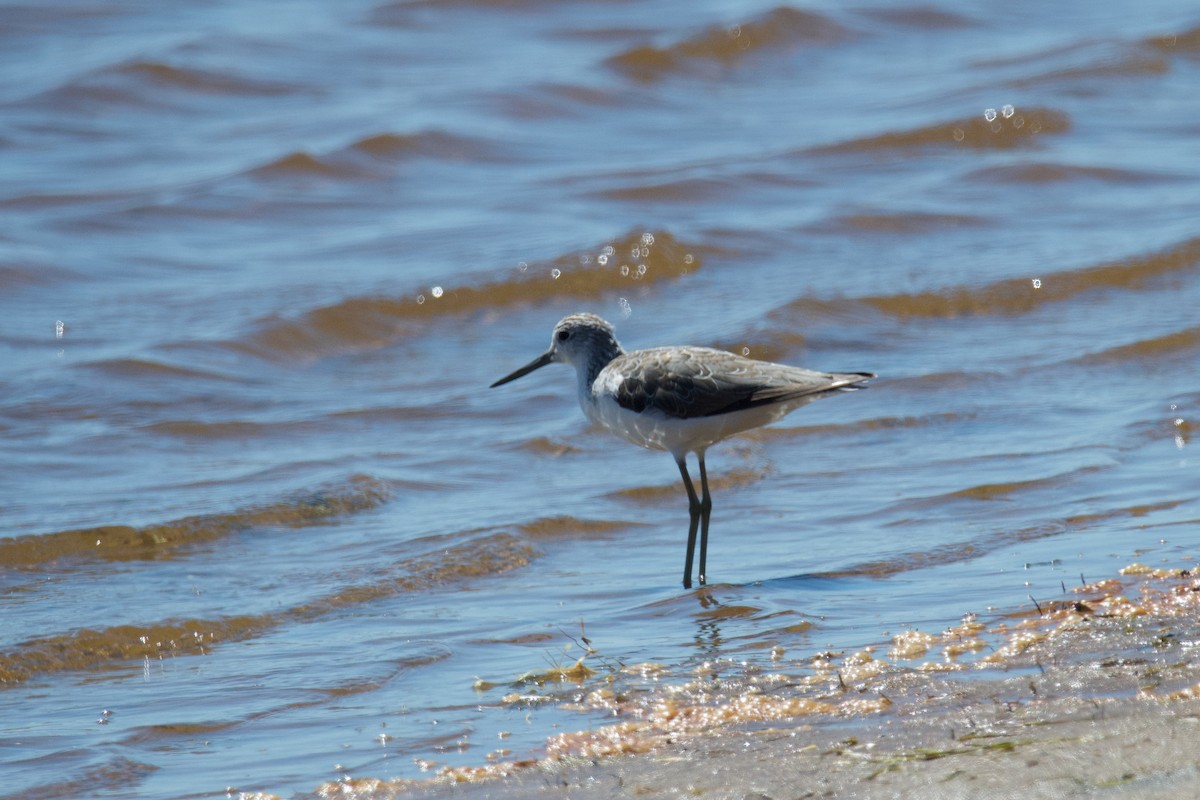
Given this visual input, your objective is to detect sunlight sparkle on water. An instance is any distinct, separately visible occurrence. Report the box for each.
[983,105,1015,122]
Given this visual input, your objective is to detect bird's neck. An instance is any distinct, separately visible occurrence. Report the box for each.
[578,341,623,396]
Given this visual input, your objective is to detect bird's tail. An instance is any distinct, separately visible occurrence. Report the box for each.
[833,371,875,391]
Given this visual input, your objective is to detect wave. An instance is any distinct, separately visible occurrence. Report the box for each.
[348,130,500,161]
[979,26,1200,92]
[607,7,850,82]
[888,468,1087,516]
[492,82,627,121]
[517,515,640,541]
[0,530,536,685]
[755,412,974,442]
[822,498,1186,579]
[115,60,298,96]
[0,259,79,291]
[27,59,299,110]
[0,474,392,570]
[84,357,241,382]
[823,211,989,235]
[591,177,735,204]
[1146,25,1200,57]
[1074,324,1200,367]
[611,466,765,505]
[246,129,508,181]
[1005,47,1169,90]
[248,151,366,179]
[373,0,567,22]
[810,106,1070,155]
[966,162,1172,185]
[834,236,1200,319]
[9,755,157,798]
[0,190,133,210]
[858,7,976,29]
[232,229,702,360]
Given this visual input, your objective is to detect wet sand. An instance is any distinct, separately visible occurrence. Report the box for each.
[429,677,1200,800]
[324,567,1200,799]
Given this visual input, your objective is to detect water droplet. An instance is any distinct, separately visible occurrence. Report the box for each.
[618,297,632,318]
[683,254,694,264]
[641,232,655,246]
[431,286,443,298]
[551,268,561,280]
[518,261,528,272]
[579,253,592,265]
[1001,103,1015,118]
[417,294,425,304]
[636,264,647,276]
[984,108,997,122]
[1031,278,1042,289]
[602,245,615,257]
[742,347,750,356]
[952,127,965,142]
[598,254,609,266]
[620,264,629,276]
[55,320,65,338]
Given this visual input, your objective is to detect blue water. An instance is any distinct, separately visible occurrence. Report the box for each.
[2,1,1199,797]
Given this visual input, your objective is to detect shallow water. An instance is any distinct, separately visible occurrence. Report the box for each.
[2,1,1199,797]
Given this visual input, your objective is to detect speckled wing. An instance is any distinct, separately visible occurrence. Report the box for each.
[610,347,872,420]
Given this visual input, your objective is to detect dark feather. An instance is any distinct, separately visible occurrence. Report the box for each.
[612,347,873,420]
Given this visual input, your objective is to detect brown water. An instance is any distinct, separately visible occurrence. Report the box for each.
[2,1,1199,797]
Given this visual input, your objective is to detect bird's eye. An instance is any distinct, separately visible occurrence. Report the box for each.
[557,330,570,342]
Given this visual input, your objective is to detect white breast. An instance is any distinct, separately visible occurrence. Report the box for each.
[583,372,813,458]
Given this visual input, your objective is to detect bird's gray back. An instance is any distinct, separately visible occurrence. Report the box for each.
[605,346,869,420]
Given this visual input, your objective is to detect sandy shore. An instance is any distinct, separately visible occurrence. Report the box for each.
[316,568,1200,800]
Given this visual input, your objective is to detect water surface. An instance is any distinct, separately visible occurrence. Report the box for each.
[2,1,1199,797]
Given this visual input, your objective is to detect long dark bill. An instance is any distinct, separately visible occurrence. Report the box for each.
[489,350,554,388]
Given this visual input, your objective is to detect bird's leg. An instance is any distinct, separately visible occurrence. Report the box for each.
[676,456,701,589]
[697,451,712,586]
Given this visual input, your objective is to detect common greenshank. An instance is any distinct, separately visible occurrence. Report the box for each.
[491,313,873,588]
